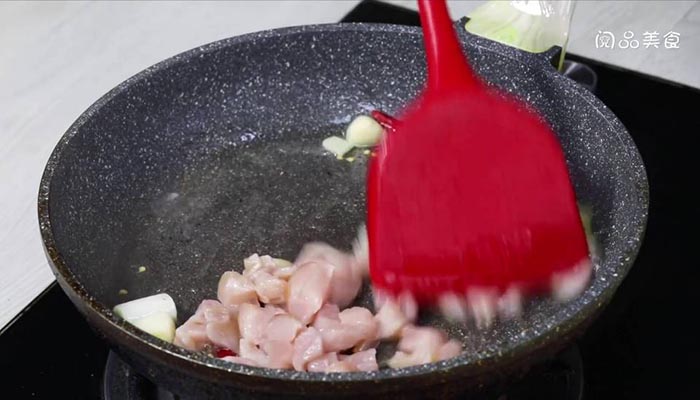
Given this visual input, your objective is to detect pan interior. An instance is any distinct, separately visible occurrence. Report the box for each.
[47,26,645,371]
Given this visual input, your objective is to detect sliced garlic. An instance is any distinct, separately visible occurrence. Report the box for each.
[345,115,383,147]
[322,136,355,157]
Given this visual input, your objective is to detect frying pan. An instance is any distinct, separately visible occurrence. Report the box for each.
[38,19,648,399]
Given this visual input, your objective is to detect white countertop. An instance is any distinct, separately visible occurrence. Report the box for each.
[1,0,697,330]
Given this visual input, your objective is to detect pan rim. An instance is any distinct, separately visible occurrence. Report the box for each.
[37,21,649,385]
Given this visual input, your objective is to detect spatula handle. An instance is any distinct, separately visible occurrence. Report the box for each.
[418,0,479,91]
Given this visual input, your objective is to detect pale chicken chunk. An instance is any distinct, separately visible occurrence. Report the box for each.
[238,338,294,369]
[237,303,284,345]
[287,261,334,324]
[305,350,378,372]
[248,268,287,305]
[292,327,324,371]
[437,339,463,361]
[265,314,303,343]
[239,338,269,366]
[341,349,378,371]
[260,340,295,369]
[306,352,340,372]
[374,298,409,339]
[173,317,208,352]
[174,300,238,352]
[295,242,363,309]
[202,301,240,352]
[217,271,257,309]
[312,305,377,352]
[551,259,593,302]
[387,325,454,368]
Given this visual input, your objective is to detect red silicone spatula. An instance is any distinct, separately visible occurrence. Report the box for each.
[367,0,590,304]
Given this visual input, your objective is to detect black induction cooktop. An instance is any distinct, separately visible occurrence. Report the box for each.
[2,1,696,398]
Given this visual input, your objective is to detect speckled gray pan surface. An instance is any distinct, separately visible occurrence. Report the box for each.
[39,22,647,398]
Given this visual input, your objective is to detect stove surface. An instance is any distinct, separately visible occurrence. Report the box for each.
[2,1,696,398]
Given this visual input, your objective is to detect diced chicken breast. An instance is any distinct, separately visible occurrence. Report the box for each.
[174,300,235,352]
[387,325,450,368]
[248,268,287,305]
[260,340,295,369]
[295,242,362,309]
[239,338,268,366]
[265,314,303,343]
[313,306,377,352]
[437,339,463,361]
[287,261,334,324]
[306,352,340,372]
[202,301,240,352]
[174,317,208,351]
[338,307,377,343]
[352,224,369,277]
[438,293,469,322]
[373,289,417,323]
[551,259,593,302]
[292,327,324,371]
[342,349,378,371]
[466,287,498,329]
[374,299,408,339]
[238,303,282,344]
[497,286,523,320]
[217,271,258,309]
[312,304,341,329]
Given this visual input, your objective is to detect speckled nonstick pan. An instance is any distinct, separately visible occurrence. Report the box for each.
[38,20,648,399]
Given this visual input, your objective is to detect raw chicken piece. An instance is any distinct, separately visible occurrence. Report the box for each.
[239,338,269,366]
[338,307,377,343]
[306,351,377,373]
[174,317,208,351]
[244,254,296,280]
[312,306,377,352]
[387,325,448,368]
[292,327,324,371]
[466,288,498,329]
[266,313,303,343]
[437,339,463,361]
[312,304,341,329]
[352,225,369,277]
[287,261,334,324]
[551,259,593,302]
[373,289,418,322]
[307,352,340,372]
[397,292,419,322]
[238,338,294,369]
[217,271,258,309]
[243,254,266,275]
[438,293,468,322]
[260,340,295,369]
[221,356,259,367]
[295,242,362,309]
[374,298,409,339]
[174,300,236,352]
[341,349,378,371]
[238,303,284,345]
[497,286,523,319]
[202,301,240,352]
[248,268,287,304]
